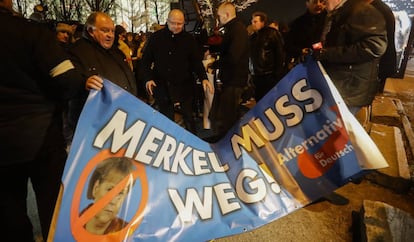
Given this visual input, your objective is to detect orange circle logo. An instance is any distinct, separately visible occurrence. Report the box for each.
[70,149,149,241]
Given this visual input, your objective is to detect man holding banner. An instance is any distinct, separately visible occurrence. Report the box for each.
[316,0,387,115]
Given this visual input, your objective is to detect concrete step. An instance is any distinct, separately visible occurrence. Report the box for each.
[367,123,411,193]
[361,96,413,193]
[352,200,414,242]
[371,96,414,161]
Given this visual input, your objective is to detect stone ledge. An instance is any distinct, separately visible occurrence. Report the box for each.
[371,96,414,163]
[352,200,414,242]
[366,123,412,193]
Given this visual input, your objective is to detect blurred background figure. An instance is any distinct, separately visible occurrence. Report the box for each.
[142,9,212,134]
[29,4,47,23]
[249,11,286,102]
[365,0,397,93]
[115,25,134,70]
[268,20,279,30]
[284,0,327,69]
[55,22,74,48]
[208,2,249,142]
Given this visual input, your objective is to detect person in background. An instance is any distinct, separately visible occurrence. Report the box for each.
[0,0,103,240]
[249,11,286,101]
[115,25,134,71]
[135,32,150,100]
[125,32,139,70]
[141,9,213,134]
[125,32,138,57]
[55,21,76,148]
[55,22,74,47]
[72,22,84,42]
[284,0,327,69]
[208,1,249,142]
[29,4,46,23]
[136,32,148,60]
[67,12,137,147]
[366,0,397,93]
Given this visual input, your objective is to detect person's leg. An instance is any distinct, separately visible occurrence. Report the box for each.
[31,120,67,240]
[253,75,276,102]
[0,163,34,242]
[153,86,174,121]
[210,86,243,140]
[253,75,266,102]
[180,96,197,134]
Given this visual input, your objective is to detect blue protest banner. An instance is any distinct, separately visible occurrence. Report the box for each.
[50,59,387,241]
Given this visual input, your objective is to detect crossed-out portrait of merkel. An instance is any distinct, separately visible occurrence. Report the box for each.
[81,157,135,235]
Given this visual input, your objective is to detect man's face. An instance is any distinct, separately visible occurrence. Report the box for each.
[167,12,185,34]
[251,16,265,31]
[306,0,326,15]
[56,31,70,44]
[90,15,115,49]
[217,8,228,26]
[324,0,341,12]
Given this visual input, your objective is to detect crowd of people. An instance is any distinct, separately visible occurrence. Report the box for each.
[0,0,398,240]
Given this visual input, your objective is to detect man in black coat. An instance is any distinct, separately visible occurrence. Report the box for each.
[318,0,387,114]
[285,0,327,69]
[249,11,286,101]
[367,0,397,93]
[208,2,249,142]
[142,9,213,134]
[0,0,103,240]
[67,12,138,145]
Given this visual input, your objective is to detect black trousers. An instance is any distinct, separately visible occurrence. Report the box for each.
[153,86,196,134]
[0,121,66,242]
[252,74,278,102]
[209,86,244,141]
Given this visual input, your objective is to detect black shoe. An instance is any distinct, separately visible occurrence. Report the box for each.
[350,176,363,184]
[322,192,349,206]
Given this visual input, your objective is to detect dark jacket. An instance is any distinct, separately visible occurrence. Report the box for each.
[371,0,397,79]
[249,26,285,79]
[319,0,387,106]
[141,27,207,103]
[0,7,84,164]
[67,33,138,128]
[215,17,249,87]
[69,34,137,96]
[285,10,327,62]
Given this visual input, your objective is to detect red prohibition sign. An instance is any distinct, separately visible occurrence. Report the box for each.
[70,149,149,241]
